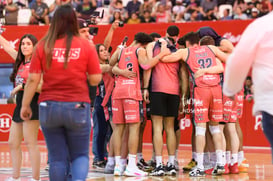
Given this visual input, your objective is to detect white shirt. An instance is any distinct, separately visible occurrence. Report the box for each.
[223,11,273,116]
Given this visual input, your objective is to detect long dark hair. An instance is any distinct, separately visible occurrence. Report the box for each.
[9,34,38,83]
[42,4,79,69]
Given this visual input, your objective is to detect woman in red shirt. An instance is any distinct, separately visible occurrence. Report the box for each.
[0,32,41,181]
[20,4,102,181]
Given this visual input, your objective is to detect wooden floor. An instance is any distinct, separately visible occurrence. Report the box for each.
[0,142,272,181]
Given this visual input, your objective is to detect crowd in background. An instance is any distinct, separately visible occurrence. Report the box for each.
[0,0,272,25]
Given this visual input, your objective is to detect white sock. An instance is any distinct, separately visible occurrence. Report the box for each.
[226,151,231,164]
[137,153,143,162]
[155,156,162,167]
[192,152,197,161]
[168,155,175,165]
[216,150,223,165]
[196,153,204,169]
[238,151,244,164]
[231,153,238,165]
[128,154,137,168]
[115,156,121,166]
[222,151,226,165]
[210,152,216,167]
[175,149,179,159]
[203,152,210,165]
[121,158,127,167]
[107,156,115,166]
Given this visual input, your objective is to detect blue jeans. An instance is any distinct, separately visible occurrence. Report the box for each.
[261,111,273,163]
[39,101,91,181]
[92,96,110,161]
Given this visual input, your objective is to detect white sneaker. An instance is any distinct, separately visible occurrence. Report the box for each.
[114,164,126,176]
[5,177,21,181]
[123,166,148,177]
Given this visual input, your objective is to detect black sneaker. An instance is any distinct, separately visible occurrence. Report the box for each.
[212,164,225,175]
[149,164,165,176]
[92,160,106,172]
[189,167,205,177]
[147,159,156,170]
[137,158,153,172]
[165,163,177,176]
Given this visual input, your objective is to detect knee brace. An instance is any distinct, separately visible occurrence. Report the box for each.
[195,126,206,136]
[209,125,221,135]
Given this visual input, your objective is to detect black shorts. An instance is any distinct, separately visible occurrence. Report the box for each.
[12,90,39,123]
[150,92,180,117]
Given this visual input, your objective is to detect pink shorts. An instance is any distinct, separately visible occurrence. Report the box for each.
[112,99,140,124]
[193,85,223,123]
[222,95,237,123]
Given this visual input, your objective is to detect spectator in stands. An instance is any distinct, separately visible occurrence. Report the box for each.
[250,7,260,18]
[200,0,218,15]
[29,0,50,25]
[140,10,156,23]
[127,11,141,24]
[109,0,128,22]
[48,0,61,21]
[109,9,124,24]
[184,0,200,21]
[151,3,172,23]
[4,0,19,25]
[221,8,233,20]
[243,2,254,17]
[233,6,248,19]
[202,8,218,20]
[139,0,152,17]
[260,0,272,14]
[233,0,247,14]
[75,0,97,20]
[126,0,141,16]
[172,0,186,22]
[244,76,253,101]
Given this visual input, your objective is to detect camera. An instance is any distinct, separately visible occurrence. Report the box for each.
[119,21,124,27]
[89,27,98,36]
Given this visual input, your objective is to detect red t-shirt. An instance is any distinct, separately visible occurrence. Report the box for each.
[30,36,101,103]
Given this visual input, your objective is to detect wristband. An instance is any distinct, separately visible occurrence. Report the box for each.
[142,87,148,90]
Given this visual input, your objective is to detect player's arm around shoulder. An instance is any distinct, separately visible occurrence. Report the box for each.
[208,45,228,63]
[161,48,187,63]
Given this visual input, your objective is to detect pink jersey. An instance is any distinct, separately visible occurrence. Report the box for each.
[15,61,31,87]
[112,46,142,100]
[151,42,180,95]
[186,46,220,87]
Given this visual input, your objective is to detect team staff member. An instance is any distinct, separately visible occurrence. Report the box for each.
[21,5,102,181]
[0,31,41,181]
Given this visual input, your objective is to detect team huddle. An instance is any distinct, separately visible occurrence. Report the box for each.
[2,5,251,181]
[98,24,249,177]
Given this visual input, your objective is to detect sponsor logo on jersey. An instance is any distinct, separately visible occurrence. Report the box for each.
[52,48,81,62]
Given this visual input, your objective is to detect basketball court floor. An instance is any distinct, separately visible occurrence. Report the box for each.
[0,142,272,181]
